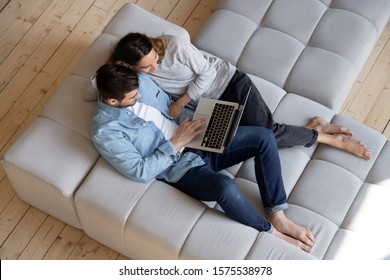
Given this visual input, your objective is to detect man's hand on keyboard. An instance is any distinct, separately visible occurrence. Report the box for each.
[171,118,206,152]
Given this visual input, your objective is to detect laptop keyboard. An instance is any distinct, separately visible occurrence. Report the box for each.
[201,103,235,149]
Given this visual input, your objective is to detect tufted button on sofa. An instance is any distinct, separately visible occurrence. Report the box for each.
[2,1,390,259]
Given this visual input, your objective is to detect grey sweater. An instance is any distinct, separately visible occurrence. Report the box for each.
[149,35,236,109]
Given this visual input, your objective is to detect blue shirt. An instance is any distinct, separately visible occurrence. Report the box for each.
[91,73,204,183]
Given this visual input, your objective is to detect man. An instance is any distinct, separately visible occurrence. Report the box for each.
[91,63,315,253]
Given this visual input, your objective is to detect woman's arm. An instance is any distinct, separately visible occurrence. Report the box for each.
[180,42,217,101]
[166,37,217,117]
[169,92,191,118]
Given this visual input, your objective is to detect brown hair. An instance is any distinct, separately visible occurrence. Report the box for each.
[111,32,167,66]
[96,64,139,101]
[150,36,166,63]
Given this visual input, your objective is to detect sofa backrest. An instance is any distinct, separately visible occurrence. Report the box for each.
[194,0,390,111]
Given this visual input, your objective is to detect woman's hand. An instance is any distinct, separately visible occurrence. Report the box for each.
[169,93,192,118]
[170,118,206,152]
[169,102,184,119]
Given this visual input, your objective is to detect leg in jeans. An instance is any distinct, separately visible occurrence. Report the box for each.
[213,126,315,252]
[213,127,287,213]
[220,70,317,149]
[171,126,287,232]
[171,127,315,252]
[172,162,273,232]
[220,70,371,159]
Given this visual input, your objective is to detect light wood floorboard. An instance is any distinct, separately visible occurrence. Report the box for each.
[0,0,389,260]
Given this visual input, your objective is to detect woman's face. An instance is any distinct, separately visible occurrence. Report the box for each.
[135,48,159,74]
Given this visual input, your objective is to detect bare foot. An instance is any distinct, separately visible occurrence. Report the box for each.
[267,211,315,250]
[306,116,353,136]
[317,132,372,160]
[335,135,372,160]
[272,229,312,253]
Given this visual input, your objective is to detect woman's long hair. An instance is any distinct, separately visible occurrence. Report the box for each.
[111,32,166,66]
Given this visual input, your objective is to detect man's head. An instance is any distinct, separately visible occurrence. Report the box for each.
[96,64,141,107]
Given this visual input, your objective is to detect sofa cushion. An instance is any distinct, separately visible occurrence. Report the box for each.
[284,47,356,109]
[238,27,305,87]
[2,118,99,227]
[75,158,152,256]
[246,231,317,260]
[102,3,190,41]
[179,209,260,260]
[366,141,390,187]
[325,229,390,260]
[123,181,207,260]
[195,0,390,111]
[40,75,96,139]
[331,0,390,32]
[262,0,326,44]
[73,34,120,79]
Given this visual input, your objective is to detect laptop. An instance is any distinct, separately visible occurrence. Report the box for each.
[186,87,250,153]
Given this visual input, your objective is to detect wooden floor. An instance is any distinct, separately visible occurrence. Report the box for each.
[0,0,389,260]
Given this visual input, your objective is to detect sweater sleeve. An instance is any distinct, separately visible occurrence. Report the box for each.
[175,40,217,101]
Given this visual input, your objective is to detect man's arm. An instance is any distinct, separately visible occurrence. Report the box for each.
[93,117,205,183]
[93,130,178,183]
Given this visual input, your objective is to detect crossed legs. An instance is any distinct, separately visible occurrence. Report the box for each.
[305,116,372,160]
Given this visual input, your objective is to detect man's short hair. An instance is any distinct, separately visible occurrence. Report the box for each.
[96,64,139,101]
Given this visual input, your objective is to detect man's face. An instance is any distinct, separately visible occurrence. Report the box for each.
[115,88,141,107]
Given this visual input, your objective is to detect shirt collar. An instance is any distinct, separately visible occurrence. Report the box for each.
[97,100,130,118]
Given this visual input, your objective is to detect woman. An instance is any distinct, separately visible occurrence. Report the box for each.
[110,32,371,159]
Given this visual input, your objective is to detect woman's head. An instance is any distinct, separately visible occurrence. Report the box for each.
[96,64,141,107]
[111,32,166,74]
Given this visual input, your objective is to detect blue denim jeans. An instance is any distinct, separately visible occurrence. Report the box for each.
[170,126,287,232]
[220,70,318,149]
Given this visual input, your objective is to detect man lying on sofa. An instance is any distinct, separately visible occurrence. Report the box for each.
[91,63,315,253]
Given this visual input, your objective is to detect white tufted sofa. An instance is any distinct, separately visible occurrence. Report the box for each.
[2,1,390,260]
